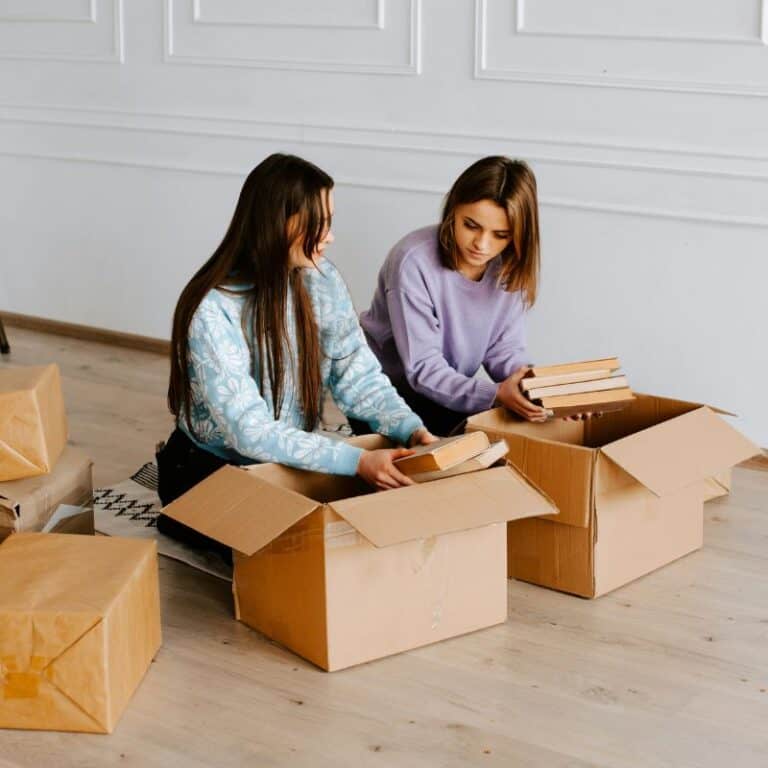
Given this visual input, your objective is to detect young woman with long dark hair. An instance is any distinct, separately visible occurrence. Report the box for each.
[156,154,435,551]
[359,156,548,437]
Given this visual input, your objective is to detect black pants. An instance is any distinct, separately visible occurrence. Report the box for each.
[156,427,234,563]
[348,378,467,438]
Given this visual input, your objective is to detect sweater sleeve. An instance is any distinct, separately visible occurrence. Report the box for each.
[317,262,424,445]
[482,296,529,381]
[187,294,363,475]
[385,280,499,414]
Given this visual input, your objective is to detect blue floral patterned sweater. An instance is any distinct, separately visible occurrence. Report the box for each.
[179,259,424,475]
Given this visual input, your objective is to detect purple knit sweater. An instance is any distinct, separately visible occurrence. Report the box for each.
[360,225,529,414]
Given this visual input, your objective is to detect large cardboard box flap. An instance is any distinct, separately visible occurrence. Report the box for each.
[162,464,321,556]
[0,365,67,482]
[601,406,760,497]
[331,465,557,547]
[0,445,93,540]
[164,444,557,553]
[0,533,161,733]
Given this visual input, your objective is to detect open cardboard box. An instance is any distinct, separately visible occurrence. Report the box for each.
[466,394,760,598]
[162,435,556,671]
[0,364,68,482]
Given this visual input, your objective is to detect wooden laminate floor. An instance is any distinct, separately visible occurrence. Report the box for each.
[0,325,766,768]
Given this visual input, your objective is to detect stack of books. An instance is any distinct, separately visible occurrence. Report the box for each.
[394,432,509,483]
[521,357,634,418]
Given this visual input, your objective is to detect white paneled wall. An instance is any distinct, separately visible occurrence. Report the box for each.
[1,0,766,443]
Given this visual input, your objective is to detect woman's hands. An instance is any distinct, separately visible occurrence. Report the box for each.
[356,428,438,491]
[496,366,549,422]
[497,366,603,422]
[357,448,416,491]
[407,427,439,448]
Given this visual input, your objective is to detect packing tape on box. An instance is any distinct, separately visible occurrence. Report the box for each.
[267,525,326,555]
[324,520,362,550]
[1,655,48,699]
[411,536,438,575]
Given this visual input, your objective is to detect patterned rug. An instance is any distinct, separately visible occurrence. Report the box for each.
[94,462,233,581]
[93,420,354,581]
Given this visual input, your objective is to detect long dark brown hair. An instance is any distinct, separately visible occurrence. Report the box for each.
[168,153,332,434]
[438,156,540,306]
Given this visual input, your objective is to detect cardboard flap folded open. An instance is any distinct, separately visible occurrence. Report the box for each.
[630,391,737,418]
[162,465,320,555]
[601,407,760,497]
[330,465,556,548]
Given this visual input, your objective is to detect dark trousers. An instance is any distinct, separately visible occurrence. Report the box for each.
[155,427,234,563]
[349,378,467,438]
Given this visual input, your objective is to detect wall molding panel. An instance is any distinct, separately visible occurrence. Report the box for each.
[164,0,421,75]
[476,0,768,96]
[1,103,767,228]
[515,0,767,46]
[191,0,385,31]
[0,0,123,62]
[0,0,97,24]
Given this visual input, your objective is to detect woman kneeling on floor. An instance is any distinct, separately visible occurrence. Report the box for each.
[156,153,436,555]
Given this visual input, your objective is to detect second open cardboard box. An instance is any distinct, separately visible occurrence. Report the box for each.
[163,435,556,671]
[466,394,760,598]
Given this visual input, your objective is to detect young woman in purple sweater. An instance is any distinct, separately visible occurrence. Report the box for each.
[359,156,548,436]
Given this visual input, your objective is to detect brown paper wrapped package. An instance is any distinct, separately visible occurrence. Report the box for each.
[0,364,68,481]
[0,445,93,541]
[0,533,162,733]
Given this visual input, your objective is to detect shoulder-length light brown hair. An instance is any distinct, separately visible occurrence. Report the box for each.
[168,153,331,434]
[438,156,540,306]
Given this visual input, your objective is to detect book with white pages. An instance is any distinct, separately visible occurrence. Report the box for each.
[520,368,615,393]
[409,440,509,483]
[526,375,629,401]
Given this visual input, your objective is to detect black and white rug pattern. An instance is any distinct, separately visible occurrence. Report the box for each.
[93,422,353,581]
[94,463,158,525]
[94,462,233,581]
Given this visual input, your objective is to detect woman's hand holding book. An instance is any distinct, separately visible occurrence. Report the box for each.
[496,366,549,422]
[357,448,416,491]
